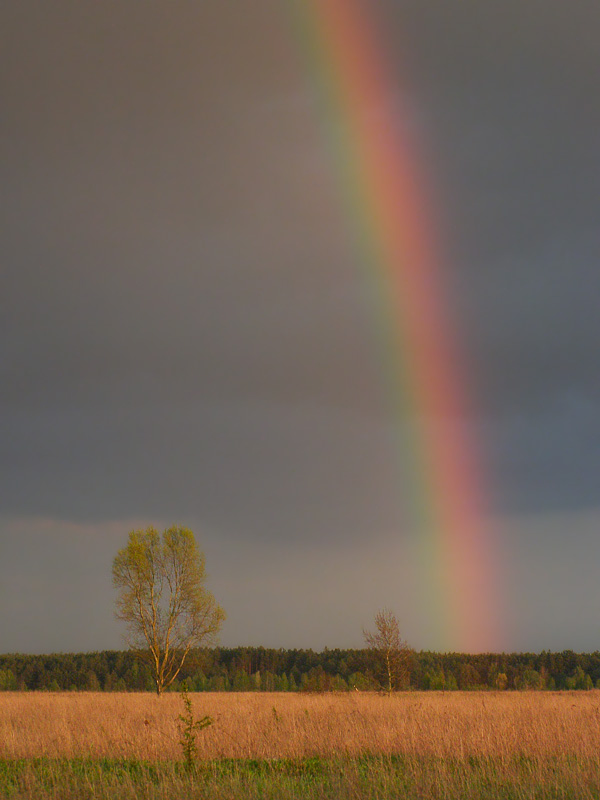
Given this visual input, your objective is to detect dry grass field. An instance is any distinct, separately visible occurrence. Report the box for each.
[2,691,600,798]
[2,690,600,760]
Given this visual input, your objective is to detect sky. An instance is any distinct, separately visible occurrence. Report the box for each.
[2,0,599,655]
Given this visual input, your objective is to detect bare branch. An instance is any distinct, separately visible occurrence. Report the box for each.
[363,609,413,694]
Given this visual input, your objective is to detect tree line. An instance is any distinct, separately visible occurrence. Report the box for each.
[3,527,596,694]
[1,647,599,693]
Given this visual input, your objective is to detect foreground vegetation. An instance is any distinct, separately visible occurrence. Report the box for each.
[5,691,600,760]
[2,647,599,692]
[2,691,600,797]
[4,754,600,799]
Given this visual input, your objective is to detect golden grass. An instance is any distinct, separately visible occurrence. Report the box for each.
[2,690,600,762]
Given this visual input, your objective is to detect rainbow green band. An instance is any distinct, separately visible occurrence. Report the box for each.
[288,0,501,653]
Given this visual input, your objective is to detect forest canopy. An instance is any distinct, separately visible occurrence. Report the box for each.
[0,648,598,693]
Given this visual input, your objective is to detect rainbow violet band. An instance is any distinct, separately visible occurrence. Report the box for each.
[289,0,501,653]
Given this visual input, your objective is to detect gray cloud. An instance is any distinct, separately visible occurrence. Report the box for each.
[394,1,600,423]
[2,0,600,652]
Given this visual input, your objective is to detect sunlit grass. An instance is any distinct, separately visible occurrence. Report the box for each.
[2,691,600,760]
[1,691,600,797]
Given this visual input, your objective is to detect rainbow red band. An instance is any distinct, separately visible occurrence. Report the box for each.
[289,0,501,652]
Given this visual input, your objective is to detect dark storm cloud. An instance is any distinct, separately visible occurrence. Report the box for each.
[388,0,600,418]
[1,0,378,416]
[2,0,600,654]
[1,0,401,539]
[1,400,405,542]
[375,1,600,514]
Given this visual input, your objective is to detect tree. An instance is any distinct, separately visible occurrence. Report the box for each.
[112,525,225,695]
[363,609,413,694]
[0,669,17,691]
[458,663,482,690]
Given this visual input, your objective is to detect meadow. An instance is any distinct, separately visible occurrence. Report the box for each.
[2,691,600,798]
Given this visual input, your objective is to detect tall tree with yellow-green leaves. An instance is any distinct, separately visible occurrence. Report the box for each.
[112,526,225,695]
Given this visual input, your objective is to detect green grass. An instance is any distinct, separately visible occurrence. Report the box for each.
[2,755,600,799]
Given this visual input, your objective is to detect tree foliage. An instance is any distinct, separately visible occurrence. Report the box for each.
[2,648,600,693]
[112,526,225,695]
[363,609,413,694]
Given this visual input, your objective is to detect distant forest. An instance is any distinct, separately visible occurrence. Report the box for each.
[1,648,599,692]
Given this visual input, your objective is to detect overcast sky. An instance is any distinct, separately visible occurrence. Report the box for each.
[2,0,599,655]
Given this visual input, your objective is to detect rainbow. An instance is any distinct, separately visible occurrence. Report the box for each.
[288,0,501,652]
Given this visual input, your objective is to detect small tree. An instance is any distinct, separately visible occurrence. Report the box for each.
[177,685,212,769]
[363,609,412,694]
[112,525,225,695]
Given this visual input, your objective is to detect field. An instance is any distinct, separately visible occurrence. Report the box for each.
[2,691,600,798]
